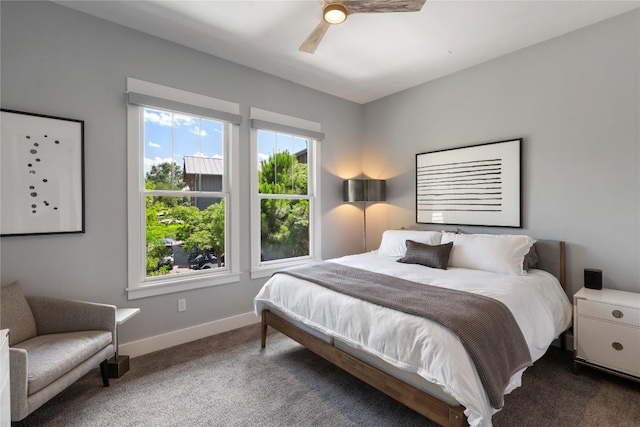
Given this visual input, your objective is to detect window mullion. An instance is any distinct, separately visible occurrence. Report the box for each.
[258,194,310,201]
[171,112,176,188]
[144,190,228,198]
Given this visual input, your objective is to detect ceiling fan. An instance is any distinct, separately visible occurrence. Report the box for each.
[300,0,427,54]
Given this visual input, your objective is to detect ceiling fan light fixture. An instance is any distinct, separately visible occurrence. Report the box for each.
[323,3,347,25]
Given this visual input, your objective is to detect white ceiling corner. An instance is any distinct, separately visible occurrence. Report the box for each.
[53,0,640,104]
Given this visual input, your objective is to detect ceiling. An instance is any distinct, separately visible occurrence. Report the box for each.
[55,1,639,104]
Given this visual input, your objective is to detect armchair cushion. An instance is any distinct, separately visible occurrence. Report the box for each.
[1,282,37,346]
[13,330,112,395]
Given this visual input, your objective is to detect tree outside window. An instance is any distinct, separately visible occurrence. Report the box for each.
[142,107,227,278]
[256,129,313,264]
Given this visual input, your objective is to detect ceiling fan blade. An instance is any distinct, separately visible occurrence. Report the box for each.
[343,0,426,14]
[299,19,331,54]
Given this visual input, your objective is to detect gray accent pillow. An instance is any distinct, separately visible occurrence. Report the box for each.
[1,281,37,346]
[397,240,453,270]
[523,244,540,271]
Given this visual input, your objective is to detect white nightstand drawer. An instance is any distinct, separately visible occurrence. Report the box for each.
[577,299,640,328]
[576,316,640,376]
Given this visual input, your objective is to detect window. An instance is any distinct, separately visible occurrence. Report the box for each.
[250,108,323,278]
[127,78,241,299]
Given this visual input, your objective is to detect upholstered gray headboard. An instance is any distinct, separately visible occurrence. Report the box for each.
[534,240,566,290]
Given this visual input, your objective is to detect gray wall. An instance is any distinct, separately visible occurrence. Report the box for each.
[2,2,638,348]
[362,10,640,296]
[0,1,364,344]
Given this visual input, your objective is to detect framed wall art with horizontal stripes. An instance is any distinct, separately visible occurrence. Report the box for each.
[416,138,522,228]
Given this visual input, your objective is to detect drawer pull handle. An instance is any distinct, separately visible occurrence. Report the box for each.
[612,342,624,351]
[612,310,623,319]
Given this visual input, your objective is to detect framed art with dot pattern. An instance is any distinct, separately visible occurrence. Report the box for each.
[1,109,84,236]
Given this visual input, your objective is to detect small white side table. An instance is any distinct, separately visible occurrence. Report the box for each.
[108,308,140,378]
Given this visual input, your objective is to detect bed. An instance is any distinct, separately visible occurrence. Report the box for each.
[254,231,572,427]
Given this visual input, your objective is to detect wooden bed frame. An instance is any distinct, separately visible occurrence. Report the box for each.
[260,241,566,427]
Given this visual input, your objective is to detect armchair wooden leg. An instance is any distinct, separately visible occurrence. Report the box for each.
[100,359,110,387]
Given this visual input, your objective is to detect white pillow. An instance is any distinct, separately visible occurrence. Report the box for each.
[440,232,536,276]
[378,230,442,257]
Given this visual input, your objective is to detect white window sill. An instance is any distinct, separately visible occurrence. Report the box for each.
[250,257,318,279]
[127,271,240,300]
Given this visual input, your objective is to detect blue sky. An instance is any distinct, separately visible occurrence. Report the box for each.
[257,130,308,164]
[143,107,308,175]
[143,108,223,174]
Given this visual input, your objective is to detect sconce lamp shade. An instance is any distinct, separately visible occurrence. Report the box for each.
[343,179,386,252]
[343,179,365,202]
[365,179,386,202]
[343,179,386,202]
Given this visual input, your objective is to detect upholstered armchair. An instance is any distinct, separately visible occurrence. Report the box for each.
[0,282,116,421]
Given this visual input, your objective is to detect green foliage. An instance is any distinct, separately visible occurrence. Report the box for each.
[182,200,225,266]
[145,201,174,276]
[145,162,189,207]
[168,205,202,242]
[146,162,184,190]
[144,198,226,275]
[144,161,202,276]
[143,151,309,273]
[258,152,307,195]
[259,151,309,261]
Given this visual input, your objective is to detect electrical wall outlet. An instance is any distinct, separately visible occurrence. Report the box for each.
[178,299,186,312]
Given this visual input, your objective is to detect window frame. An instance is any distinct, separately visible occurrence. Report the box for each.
[249,109,322,278]
[126,79,241,299]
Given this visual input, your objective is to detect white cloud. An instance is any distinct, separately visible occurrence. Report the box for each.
[257,153,270,171]
[189,127,208,137]
[174,115,196,127]
[144,110,172,127]
[148,141,161,148]
[144,110,195,127]
[191,152,223,159]
[144,156,173,174]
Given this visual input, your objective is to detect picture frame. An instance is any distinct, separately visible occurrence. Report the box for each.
[1,109,85,236]
[416,138,522,228]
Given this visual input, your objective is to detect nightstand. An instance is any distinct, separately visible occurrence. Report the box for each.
[573,287,640,381]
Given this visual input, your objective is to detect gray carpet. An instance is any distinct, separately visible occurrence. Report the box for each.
[14,324,640,427]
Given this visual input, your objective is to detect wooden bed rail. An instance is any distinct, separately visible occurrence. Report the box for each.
[261,310,469,427]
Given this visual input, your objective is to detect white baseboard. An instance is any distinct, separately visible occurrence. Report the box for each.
[118,311,260,358]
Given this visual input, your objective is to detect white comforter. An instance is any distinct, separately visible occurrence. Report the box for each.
[254,252,572,427]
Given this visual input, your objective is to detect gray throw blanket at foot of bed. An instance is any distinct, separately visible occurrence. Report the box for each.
[275,261,532,409]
